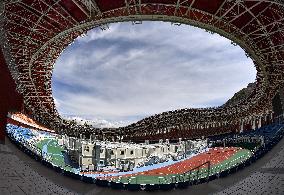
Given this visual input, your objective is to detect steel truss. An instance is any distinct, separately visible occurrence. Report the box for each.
[0,0,283,136]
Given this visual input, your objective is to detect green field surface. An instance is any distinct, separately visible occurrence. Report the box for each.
[34,138,252,185]
[36,138,73,172]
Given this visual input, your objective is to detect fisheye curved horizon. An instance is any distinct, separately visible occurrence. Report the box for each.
[52,21,256,127]
[2,1,284,194]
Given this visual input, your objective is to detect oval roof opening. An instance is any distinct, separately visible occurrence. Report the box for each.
[52,21,256,127]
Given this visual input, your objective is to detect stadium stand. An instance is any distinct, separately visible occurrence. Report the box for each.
[1,121,283,194]
[214,124,284,195]
[8,112,53,132]
[93,122,283,190]
[1,0,284,193]
[3,121,284,192]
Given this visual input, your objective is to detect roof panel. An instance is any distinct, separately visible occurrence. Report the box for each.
[96,0,125,12]
[193,0,224,14]
[2,0,283,132]
[59,0,88,22]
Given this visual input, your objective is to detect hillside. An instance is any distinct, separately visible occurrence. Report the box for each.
[223,82,256,107]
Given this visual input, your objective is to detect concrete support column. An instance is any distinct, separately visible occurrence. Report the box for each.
[0,48,23,144]
[252,118,256,130]
[240,120,244,133]
[258,118,262,128]
[0,110,7,144]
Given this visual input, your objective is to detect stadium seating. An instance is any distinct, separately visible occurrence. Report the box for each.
[10,113,51,131]
[4,122,284,191]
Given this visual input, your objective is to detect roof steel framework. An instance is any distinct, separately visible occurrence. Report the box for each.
[0,0,283,138]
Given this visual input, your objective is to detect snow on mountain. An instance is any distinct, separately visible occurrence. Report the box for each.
[62,115,132,128]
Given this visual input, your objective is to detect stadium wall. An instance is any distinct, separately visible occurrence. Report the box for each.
[0,48,23,143]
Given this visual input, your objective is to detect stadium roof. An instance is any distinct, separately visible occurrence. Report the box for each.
[0,0,283,130]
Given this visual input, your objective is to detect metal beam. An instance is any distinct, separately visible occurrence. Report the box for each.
[19,1,64,120]
[38,0,77,25]
[245,0,284,7]
[70,0,89,17]
[18,1,63,30]
[252,27,284,43]
[174,0,181,16]
[125,0,142,15]
[259,43,284,52]
[89,0,102,16]
[213,0,227,17]
[241,1,280,63]
[0,1,4,16]
[247,18,284,36]
[239,4,272,31]
[183,0,196,16]
[5,11,53,33]
[6,20,50,40]
[3,0,22,5]
[214,0,240,22]
[4,3,277,129]
[229,1,264,23]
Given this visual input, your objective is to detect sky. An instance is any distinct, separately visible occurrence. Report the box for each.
[52,21,256,127]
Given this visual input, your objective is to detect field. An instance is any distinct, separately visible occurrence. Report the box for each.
[102,147,252,185]
[6,123,253,185]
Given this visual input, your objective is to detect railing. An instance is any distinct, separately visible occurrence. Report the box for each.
[182,161,211,182]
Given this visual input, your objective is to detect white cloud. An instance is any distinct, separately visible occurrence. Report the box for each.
[77,24,121,43]
[52,21,256,125]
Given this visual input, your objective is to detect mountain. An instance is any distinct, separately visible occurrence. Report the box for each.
[62,82,256,128]
[62,115,131,128]
[223,82,256,107]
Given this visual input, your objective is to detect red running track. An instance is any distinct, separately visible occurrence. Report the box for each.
[104,147,239,180]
